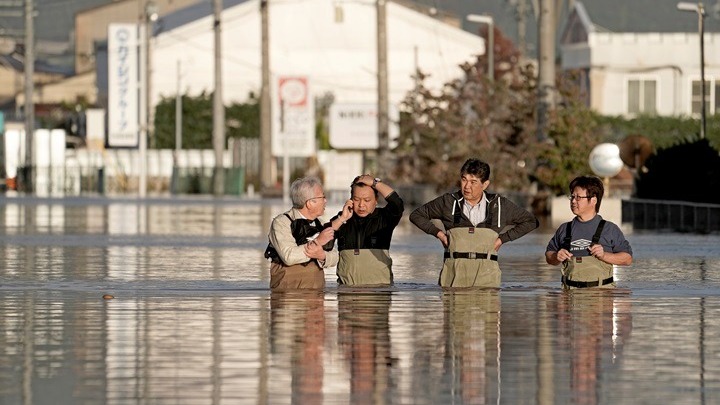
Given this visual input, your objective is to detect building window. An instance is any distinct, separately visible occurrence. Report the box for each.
[690,79,717,115]
[628,79,656,114]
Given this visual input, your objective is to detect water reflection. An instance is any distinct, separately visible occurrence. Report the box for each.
[2,198,720,404]
[270,291,326,404]
[337,292,393,405]
[441,290,500,404]
[550,291,632,405]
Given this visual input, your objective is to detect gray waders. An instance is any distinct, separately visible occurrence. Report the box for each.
[270,261,325,290]
[440,227,500,288]
[561,220,615,289]
[337,249,393,286]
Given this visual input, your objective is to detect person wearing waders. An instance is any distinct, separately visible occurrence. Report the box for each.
[330,174,404,286]
[545,175,633,289]
[265,176,338,290]
[410,159,539,288]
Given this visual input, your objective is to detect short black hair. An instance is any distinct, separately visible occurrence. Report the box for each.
[569,175,604,213]
[460,158,491,182]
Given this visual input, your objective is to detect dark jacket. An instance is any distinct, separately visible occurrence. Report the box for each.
[410,191,539,244]
[331,191,404,250]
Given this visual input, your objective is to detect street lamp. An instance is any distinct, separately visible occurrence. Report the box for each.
[467,14,494,81]
[677,1,706,139]
[139,0,158,197]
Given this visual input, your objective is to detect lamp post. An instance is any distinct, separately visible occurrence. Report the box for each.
[139,1,158,198]
[467,14,494,81]
[677,2,707,139]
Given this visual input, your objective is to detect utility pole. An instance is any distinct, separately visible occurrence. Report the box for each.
[536,0,556,142]
[212,0,225,195]
[260,0,274,193]
[516,0,527,58]
[176,60,182,153]
[678,2,708,139]
[376,0,390,178]
[24,0,34,191]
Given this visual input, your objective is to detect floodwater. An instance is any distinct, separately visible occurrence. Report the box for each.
[1,196,720,405]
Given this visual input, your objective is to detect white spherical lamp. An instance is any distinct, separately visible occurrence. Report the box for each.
[589,143,623,178]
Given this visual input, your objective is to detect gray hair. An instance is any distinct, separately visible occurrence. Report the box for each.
[290,176,323,208]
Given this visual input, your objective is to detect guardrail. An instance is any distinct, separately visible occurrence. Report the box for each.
[622,198,720,233]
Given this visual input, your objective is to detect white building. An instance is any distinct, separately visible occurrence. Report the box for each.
[560,1,720,117]
[149,0,484,108]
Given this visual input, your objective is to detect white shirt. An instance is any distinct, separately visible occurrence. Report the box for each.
[463,193,488,226]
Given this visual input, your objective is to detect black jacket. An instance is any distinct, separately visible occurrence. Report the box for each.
[410,191,538,244]
[331,191,404,250]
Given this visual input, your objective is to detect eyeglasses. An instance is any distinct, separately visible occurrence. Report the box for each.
[568,195,592,201]
[307,195,326,203]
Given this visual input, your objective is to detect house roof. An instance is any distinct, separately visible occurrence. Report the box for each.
[573,0,720,34]
[0,0,112,70]
[0,0,111,42]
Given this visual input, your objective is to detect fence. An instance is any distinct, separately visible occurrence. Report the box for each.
[622,198,720,233]
[12,138,260,196]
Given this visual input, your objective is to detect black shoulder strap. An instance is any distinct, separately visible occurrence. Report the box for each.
[592,220,606,245]
[562,221,572,250]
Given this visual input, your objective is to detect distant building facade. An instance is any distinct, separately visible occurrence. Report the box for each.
[560,1,720,117]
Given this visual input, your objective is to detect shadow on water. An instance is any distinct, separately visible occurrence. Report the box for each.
[1,198,720,404]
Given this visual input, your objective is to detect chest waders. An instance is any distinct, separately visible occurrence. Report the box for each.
[268,214,326,291]
[337,249,393,286]
[441,227,500,288]
[561,220,615,289]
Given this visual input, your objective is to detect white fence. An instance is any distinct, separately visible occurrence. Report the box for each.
[3,128,260,195]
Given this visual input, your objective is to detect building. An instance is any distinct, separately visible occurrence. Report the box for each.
[560,0,720,117]
[140,0,484,109]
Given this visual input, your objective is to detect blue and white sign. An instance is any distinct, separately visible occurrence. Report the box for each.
[108,24,138,147]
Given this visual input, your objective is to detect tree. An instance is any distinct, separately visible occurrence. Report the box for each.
[394,27,606,196]
[394,26,538,192]
[153,92,259,149]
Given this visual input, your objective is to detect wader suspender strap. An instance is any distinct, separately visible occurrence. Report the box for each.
[453,199,462,225]
[561,219,612,288]
[562,219,606,250]
[592,220,606,245]
[562,222,572,251]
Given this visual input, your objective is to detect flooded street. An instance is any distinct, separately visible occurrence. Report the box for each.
[2,196,720,404]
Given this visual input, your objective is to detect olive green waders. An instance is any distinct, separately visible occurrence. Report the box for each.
[560,219,615,289]
[561,256,615,289]
[440,227,500,288]
[337,249,393,286]
[270,261,325,290]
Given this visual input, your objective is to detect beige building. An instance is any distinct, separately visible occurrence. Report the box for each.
[75,0,200,74]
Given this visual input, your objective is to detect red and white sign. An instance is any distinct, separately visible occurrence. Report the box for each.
[272,77,315,157]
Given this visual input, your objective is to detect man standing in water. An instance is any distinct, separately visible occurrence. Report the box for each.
[410,158,539,288]
[265,176,338,290]
[330,174,404,286]
[545,175,633,289]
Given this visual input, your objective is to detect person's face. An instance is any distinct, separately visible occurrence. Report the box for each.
[569,186,596,217]
[460,173,489,204]
[304,185,327,219]
[351,185,378,217]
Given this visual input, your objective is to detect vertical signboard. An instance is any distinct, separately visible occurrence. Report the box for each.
[108,24,138,147]
[271,77,315,157]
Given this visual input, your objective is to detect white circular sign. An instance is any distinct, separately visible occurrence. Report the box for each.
[589,143,623,177]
